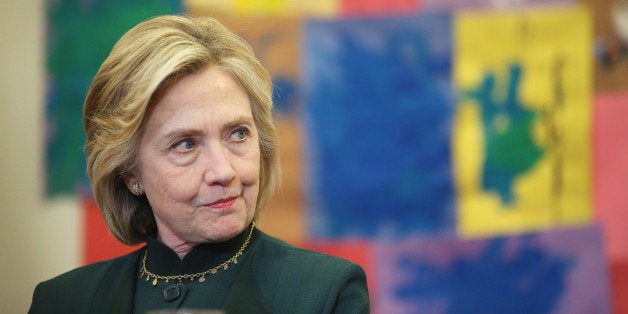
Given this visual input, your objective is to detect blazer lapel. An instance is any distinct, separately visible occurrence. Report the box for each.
[90,248,144,314]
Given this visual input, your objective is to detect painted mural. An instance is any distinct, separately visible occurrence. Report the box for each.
[45,0,623,312]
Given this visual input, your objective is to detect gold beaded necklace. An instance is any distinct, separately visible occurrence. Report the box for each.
[140,222,255,286]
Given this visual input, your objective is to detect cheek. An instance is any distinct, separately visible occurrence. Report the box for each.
[238,152,261,206]
[141,166,199,211]
[241,165,260,186]
[147,183,186,219]
[239,153,261,186]
[153,182,191,203]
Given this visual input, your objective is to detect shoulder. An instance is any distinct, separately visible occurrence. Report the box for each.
[255,231,352,265]
[35,250,139,291]
[251,231,369,313]
[29,249,142,314]
[253,231,366,281]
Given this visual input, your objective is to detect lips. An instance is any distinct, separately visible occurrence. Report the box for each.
[206,196,237,210]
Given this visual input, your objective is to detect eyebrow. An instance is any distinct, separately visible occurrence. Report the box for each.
[161,128,203,140]
[160,116,256,141]
[222,116,256,132]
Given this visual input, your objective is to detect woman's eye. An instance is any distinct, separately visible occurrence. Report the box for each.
[173,139,195,152]
[229,128,249,142]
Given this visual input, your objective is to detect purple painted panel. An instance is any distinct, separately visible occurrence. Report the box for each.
[375,225,611,313]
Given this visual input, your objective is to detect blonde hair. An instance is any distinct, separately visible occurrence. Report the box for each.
[84,15,280,245]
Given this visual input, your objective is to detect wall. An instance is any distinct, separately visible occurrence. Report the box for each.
[0,1,80,312]
[0,0,622,312]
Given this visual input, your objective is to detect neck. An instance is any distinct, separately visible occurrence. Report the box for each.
[156,231,196,260]
[154,223,255,260]
[165,241,195,260]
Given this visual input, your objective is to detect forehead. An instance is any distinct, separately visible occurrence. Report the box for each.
[163,66,248,105]
[144,66,254,132]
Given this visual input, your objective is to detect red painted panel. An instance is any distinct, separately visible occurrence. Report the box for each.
[81,195,141,264]
[594,91,628,261]
[610,259,628,314]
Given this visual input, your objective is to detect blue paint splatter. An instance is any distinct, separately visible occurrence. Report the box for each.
[395,237,572,313]
[304,14,455,238]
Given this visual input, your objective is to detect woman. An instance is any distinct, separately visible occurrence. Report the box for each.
[29,15,369,313]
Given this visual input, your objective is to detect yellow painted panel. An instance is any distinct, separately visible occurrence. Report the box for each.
[453,6,593,238]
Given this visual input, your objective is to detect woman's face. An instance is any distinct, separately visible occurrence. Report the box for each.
[133,65,260,246]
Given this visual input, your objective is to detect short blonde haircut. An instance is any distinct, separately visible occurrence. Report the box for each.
[84,15,280,245]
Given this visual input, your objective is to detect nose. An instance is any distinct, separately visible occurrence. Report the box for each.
[202,144,237,186]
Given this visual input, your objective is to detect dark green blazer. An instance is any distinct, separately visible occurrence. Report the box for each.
[29,230,369,314]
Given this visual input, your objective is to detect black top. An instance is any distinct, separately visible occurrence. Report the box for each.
[29,227,370,313]
[134,226,254,313]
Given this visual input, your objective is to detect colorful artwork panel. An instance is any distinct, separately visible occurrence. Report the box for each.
[375,225,611,314]
[304,14,456,239]
[212,16,303,114]
[453,6,593,237]
[46,0,182,196]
